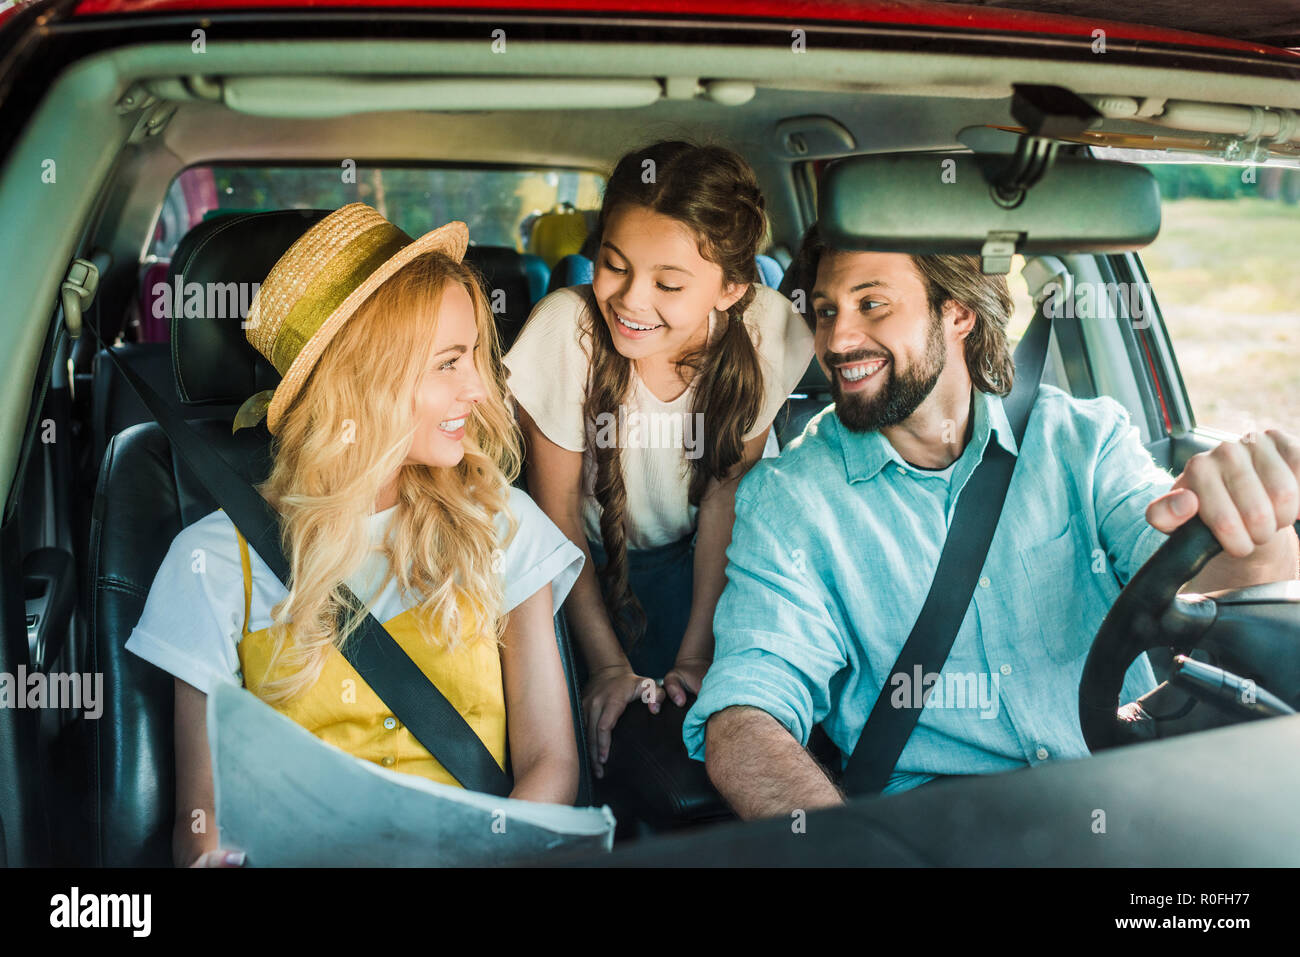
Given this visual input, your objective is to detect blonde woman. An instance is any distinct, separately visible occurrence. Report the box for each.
[125,205,584,867]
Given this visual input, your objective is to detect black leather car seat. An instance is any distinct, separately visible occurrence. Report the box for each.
[89,343,244,474]
[57,209,590,866]
[87,211,295,474]
[774,359,833,449]
[56,210,324,865]
[463,244,537,352]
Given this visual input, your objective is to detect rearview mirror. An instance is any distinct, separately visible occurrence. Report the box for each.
[819,153,1161,273]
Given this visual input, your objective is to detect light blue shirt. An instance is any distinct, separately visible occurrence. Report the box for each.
[683,384,1175,793]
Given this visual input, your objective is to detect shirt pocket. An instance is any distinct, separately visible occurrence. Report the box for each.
[1018,514,1101,663]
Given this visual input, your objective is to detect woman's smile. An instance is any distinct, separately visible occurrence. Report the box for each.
[437,414,468,439]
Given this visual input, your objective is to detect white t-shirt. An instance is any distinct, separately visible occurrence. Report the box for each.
[503,284,814,549]
[124,486,584,696]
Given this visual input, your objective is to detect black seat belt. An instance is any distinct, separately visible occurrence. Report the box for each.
[841,299,1052,796]
[87,316,513,797]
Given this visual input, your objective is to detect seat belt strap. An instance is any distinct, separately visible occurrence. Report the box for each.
[87,317,512,797]
[841,302,1051,796]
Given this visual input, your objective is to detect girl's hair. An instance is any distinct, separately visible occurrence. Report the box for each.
[581,140,767,646]
[255,250,521,704]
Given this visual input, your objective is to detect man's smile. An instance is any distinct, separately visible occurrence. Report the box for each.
[836,357,888,391]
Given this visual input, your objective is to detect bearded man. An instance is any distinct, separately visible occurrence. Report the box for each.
[682,227,1300,819]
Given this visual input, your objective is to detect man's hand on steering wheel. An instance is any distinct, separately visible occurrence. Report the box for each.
[1082,428,1300,752]
[1145,429,1300,571]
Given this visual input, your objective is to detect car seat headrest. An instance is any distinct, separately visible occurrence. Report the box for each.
[166,209,331,405]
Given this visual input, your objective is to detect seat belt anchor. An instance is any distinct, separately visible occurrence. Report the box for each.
[61,257,101,340]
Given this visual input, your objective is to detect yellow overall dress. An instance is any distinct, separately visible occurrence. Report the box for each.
[232,527,507,788]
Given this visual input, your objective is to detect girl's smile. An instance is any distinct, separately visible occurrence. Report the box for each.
[611,306,667,339]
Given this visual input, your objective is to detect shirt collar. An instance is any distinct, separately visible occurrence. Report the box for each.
[836,387,1019,484]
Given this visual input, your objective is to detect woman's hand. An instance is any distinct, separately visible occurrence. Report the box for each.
[582,664,666,778]
[662,656,711,707]
[188,849,246,868]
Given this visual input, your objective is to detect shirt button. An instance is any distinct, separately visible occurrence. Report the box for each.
[1035,747,1049,761]
[895,466,907,476]
[381,756,395,767]
[383,716,397,730]
[979,576,991,589]
[1000,663,1013,676]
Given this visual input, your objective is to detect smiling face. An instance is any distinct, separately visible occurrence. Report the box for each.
[406,281,487,468]
[590,203,746,363]
[812,250,958,433]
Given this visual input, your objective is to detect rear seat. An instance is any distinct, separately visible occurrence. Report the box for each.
[462,244,542,352]
[754,253,783,288]
[546,253,594,294]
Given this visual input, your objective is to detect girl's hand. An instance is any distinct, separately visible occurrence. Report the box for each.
[582,664,666,778]
[189,849,246,868]
[662,656,711,707]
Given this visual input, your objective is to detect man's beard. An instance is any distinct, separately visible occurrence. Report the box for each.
[830,310,947,434]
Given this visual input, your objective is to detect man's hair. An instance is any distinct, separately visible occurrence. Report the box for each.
[786,223,1015,396]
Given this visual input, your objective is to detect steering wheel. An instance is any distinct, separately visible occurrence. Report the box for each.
[1079,516,1223,751]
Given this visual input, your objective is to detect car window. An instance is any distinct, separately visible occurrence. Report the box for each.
[1139,160,1300,435]
[1005,256,1034,347]
[146,164,605,261]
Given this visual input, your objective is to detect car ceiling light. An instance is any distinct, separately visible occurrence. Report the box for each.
[702,80,756,106]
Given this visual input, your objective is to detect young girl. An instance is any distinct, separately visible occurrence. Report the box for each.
[503,142,814,779]
[125,205,585,866]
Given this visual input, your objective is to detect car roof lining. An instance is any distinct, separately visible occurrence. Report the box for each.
[98,37,1300,107]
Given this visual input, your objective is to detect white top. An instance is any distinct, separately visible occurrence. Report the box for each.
[124,486,585,696]
[503,284,815,549]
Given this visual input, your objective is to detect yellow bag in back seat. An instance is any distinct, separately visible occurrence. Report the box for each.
[529,208,589,267]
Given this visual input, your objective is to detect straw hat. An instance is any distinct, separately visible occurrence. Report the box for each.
[232,203,469,435]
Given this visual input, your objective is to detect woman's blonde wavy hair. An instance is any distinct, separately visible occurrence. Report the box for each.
[252,250,521,705]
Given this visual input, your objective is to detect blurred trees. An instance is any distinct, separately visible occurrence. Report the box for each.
[1147,163,1300,203]
[168,164,604,255]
